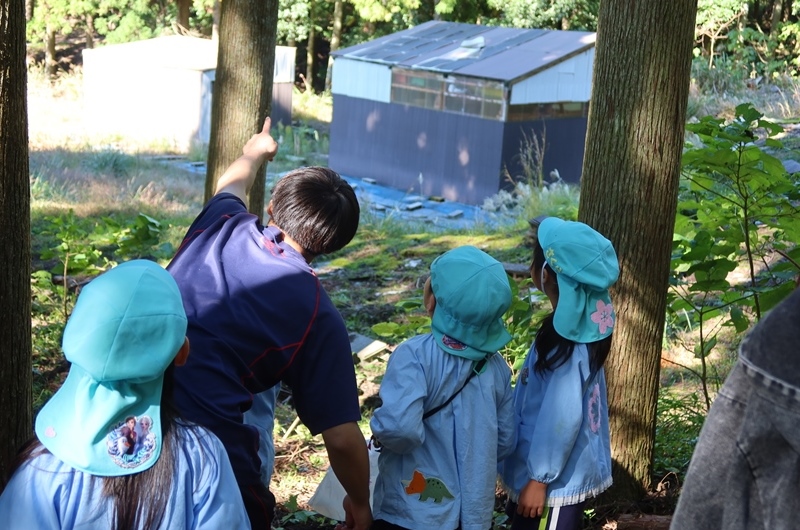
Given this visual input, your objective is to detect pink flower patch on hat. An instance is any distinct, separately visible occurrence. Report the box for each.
[590,300,615,335]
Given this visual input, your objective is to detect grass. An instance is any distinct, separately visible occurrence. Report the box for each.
[686,60,800,121]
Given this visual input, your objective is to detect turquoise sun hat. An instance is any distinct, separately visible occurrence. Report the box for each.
[430,246,513,361]
[35,260,187,477]
[537,218,619,343]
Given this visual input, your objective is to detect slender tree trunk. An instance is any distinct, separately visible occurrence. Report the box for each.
[85,15,95,49]
[46,24,57,79]
[0,0,33,488]
[25,0,33,21]
[749,1,762,24]
[579,0,698,501]
[306,0,316,93]
[177,0,191,31]
[325,0,343,92]
[204,0,278,220]
[771,0,783,31]
[212,0,220,40]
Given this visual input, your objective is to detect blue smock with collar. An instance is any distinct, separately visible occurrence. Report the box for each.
[498,342,612,507]
[370,333,515,530]
[0,423,251,529]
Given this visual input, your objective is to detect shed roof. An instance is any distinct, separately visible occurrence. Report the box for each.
[332,21,595,83]
[84,35,219,71]
[82,36,297,82]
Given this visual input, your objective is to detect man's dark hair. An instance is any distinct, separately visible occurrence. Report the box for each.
[271,166,360,256]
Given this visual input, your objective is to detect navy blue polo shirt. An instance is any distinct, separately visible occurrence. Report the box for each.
[167,193,361,486]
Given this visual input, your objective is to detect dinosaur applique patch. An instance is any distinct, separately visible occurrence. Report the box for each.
[401,469,454,503]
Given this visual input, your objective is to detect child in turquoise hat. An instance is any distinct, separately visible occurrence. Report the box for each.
[370,245,516,530]
[498,217,619,530]
[0,260,249,529]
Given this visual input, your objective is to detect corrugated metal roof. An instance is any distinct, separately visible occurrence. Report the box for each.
[332,21,595,83]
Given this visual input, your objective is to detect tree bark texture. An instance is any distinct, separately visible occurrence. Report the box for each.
[0,0,33,488]
[579,0,698,501]
[204,0,279,220]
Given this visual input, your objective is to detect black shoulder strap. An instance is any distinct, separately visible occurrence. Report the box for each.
[422,357,488,420]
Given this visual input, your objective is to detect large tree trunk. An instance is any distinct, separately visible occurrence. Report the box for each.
[324,0,343,92]
[0,0,33,488]
[203,0,278,220]
[579,0,697,500]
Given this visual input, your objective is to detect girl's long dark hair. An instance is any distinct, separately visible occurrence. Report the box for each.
[8,364,186,530]
[532,242,612,377]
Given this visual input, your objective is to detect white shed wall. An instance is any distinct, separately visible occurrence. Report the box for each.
[331,58,391,103]
[509,48,594,105]
[274,46,296,83]
[83,50,206,151]
[82,38,296,151]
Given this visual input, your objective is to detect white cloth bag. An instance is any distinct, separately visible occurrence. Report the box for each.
[308,437,380,521]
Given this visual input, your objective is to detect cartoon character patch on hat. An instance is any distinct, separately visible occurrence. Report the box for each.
[105,415,158,469]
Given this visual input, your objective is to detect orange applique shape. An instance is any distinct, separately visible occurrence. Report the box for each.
[403,469,427,494]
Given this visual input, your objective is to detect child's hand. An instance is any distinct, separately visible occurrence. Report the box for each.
[516,479,547,519]
[242,117,279,164]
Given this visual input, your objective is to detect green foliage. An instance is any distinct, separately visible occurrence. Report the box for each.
[38,210,175,276]
[107,213,175,259]
[39,209,110,276]
[692,0,800,87]
[83,147,137,177]
[690,55,750,95]
[670,103,800,403]
[500,275,546,374]
[371,298,431,343]
[652,389,706,480]
[276,123,328,158]
[274,495,335,530]
[485,0,599,30]
[482,181,580,227]
[694,0,746,64]
[278,0,311,44]
[349,0,420,24]
[26,0,215,59]
[435,0,499,23]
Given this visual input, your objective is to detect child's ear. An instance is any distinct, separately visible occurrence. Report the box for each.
[423,277,436,316]
[542,266,557,289]
[174,337,190,366]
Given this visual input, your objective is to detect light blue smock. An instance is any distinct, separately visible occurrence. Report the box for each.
[498,342,612,507]
[0,423,251,529]
[370,334,515,530]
